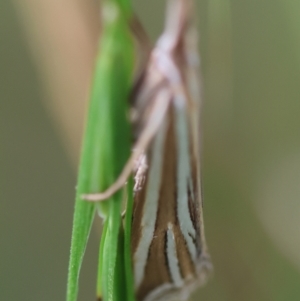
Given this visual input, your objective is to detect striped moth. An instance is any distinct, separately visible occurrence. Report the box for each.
[83,0,212,300]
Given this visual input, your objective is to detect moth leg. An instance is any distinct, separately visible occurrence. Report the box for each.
[81,88,172,202]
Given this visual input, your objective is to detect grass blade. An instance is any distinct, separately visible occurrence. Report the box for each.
[66,1,135,300]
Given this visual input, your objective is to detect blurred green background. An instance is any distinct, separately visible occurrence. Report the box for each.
[1,0,300,300]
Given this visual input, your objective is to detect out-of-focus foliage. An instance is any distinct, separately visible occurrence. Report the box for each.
[1,0,300,301]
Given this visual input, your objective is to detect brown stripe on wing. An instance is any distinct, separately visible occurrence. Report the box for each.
[173,223,196,279]
[135,108,175,300]
[172,106,197,281]
[187,112,202,256]
[135,106,197,301]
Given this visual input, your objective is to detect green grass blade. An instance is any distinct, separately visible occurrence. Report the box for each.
[124,178,135,301]
[67,200,95,301]
[101,191,125,301]
[96,7,135,298]
[97,219,108,299]
[114,222,127,300]
[66,1,134,300]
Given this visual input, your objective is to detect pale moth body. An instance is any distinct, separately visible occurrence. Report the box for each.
[131,0,212,300]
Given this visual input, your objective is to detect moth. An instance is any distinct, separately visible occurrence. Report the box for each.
[83,0,212,300]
